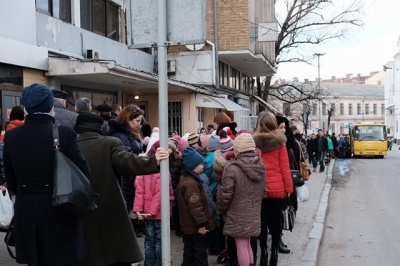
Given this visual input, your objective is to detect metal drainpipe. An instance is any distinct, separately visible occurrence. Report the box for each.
[213,0,220,90]
[206,40,216,86]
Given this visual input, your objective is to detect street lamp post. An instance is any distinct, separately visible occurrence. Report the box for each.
[315,53,325,131]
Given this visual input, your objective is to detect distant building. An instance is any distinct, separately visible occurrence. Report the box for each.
[322,71,384,85]
[270,82,385,135]
[384,37,400,140]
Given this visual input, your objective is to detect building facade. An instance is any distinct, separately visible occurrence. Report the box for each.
[0,0,276,134]
[384,38,400,139]
[270,82,385,136]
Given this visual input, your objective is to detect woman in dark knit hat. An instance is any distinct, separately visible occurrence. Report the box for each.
[3,84,91,265]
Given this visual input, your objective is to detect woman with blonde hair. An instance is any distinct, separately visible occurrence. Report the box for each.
[108,104,146,236]
[252,111,293,266]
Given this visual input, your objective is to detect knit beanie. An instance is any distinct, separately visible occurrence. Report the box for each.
[172,135,189,152]
[207,135,220,151]
[219,130,233,153]
[199,134,211,148]
[187,132,199,146]
[223,126,236,140]
[233,133,256,153]
[145,127,160,155]
[22,84,54,114]
[148,138,178,156]
[182,147,204,170]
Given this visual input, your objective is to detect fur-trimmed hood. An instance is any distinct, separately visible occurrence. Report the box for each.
[253,131,287,153]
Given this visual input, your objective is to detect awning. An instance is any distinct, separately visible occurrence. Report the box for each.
[252,95,280,114]
[47,58,207,95]
[196,94,246,111]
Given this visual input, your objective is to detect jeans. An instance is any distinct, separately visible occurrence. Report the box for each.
[310,155,318,169]
[144,220,162,266]
[318,151,326,171]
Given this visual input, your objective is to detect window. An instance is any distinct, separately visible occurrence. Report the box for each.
[381,104,385,115]
[36,0,71,23]
[330,103,335,115]
[312,103,317,115]
[322,103,326,115]
[365,103,369,115]
[348,103,353,115]
[373,104,377,115]
[357,103,361,115]
[0,63,23,85]
[169,101,182,136]
[81,0,119,41]
[340,103,344,115]
[229,68,240,90]
[219,62,229,87]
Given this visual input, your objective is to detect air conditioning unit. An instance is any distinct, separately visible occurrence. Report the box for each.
[167,59,176,74]
[86,49,100,60]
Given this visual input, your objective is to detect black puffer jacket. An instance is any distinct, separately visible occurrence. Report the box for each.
[108,119,143,211]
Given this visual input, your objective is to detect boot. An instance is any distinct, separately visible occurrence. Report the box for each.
[259,248,268,266]
[278,238,290,254]
[269,249,278,266]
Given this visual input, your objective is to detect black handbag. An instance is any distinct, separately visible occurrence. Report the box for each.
[282,196,296,232]
[51,126,97,218]
[4,218,15,259]
[291,170,305,187]
[289,148,305,187]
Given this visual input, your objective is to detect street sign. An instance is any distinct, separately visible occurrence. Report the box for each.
[130,0,206,48]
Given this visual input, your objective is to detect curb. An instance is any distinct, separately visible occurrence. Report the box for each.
[301,159,334,265]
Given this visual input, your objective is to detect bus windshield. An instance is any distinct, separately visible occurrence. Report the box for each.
[353,125,386,141]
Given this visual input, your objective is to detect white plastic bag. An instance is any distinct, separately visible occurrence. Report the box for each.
[296,184,310,203]
[0,189,14,229]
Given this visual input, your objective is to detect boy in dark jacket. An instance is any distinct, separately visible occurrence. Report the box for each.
[177,147,215,266]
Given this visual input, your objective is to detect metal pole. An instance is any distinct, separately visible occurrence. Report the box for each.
[158,0,171,264]
[315,53,325,131]
[213,0,220,89]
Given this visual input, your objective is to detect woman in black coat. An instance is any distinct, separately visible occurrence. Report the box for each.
[3,84,90,265]
[108,104,145,236]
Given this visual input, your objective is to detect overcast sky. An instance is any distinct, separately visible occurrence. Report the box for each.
[273,0,400,82]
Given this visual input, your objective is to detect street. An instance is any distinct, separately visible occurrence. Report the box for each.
[318,147,400,265]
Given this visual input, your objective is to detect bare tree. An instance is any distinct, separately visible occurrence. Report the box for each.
[258,0,364,105]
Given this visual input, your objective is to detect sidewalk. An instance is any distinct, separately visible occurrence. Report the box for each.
[0,162,333,266]
[136,161,334,266]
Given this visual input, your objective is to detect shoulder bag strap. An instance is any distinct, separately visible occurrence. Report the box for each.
[288,148,298,170]
[297,140,305,162]
[53,125,60,151]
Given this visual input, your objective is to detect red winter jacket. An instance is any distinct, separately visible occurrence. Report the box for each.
[253,131,293,198]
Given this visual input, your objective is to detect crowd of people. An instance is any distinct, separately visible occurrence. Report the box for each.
[0,83,349,266]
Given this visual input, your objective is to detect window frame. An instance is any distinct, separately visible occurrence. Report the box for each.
[81,0,120,41]
[36,0,72,23]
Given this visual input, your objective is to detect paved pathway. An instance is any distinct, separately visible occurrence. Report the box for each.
[0,161,334,266]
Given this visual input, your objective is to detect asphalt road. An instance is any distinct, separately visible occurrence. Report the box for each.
[318,148,400,265]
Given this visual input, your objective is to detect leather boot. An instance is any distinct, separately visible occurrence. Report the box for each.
[278,238,290,254]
